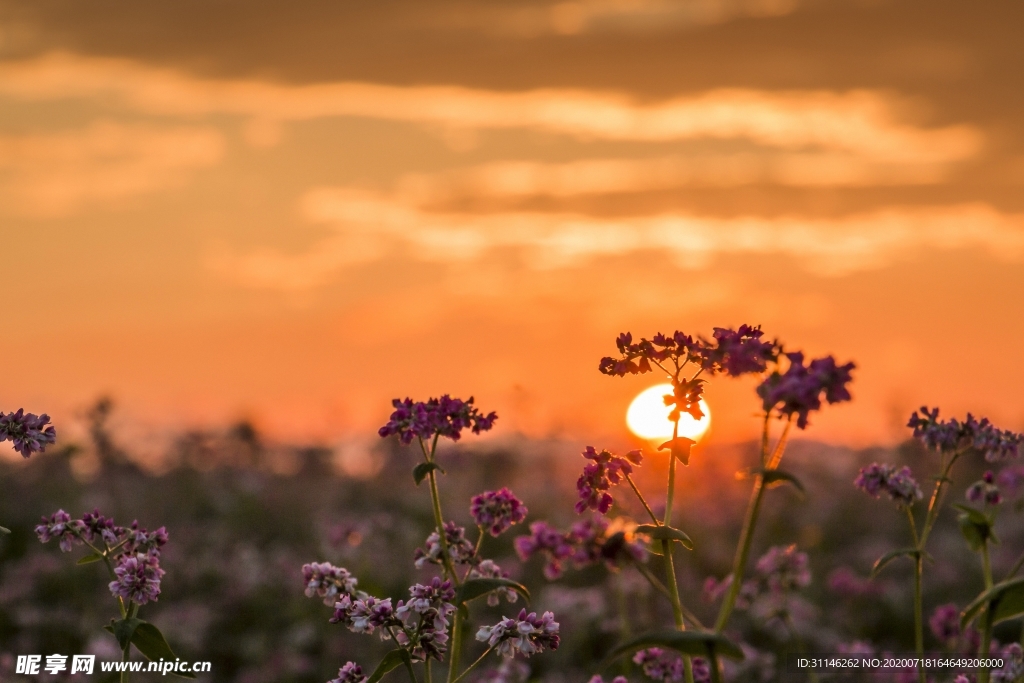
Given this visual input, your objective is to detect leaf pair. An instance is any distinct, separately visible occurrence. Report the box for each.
[104,619,195,679]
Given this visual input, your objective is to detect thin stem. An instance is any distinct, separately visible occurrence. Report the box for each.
[419,438,460,587]
[663,419,694,683]
[977,539,996,683]
[919,451,963,548]
[450,646,494,683]
[625,473,660,525]
[425,660,431,683]
[447,611,465,683]
[903,505,925,683]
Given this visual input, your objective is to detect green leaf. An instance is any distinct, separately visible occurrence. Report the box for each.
[658,437,696,465]
[953,504,997,551]
[962,576,1024,629]
[366,649,416,683]
[756,469,806,495]
[110,618,143,650]
[457,578,530,605]
[131,623,196,678]
[0,525,10,534]
[871,547,920,577]
[77,553,104,565]
[636,524,694,551]
[602,630,744,667]
[412,462,445,485]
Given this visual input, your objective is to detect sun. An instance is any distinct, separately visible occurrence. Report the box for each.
[626,384,711,442]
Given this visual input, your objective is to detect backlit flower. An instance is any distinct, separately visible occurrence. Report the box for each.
[855,463,923,507]
[0,409,56,458]
[475,609,559,657]
[471,488,528,536]
[378,396,497,444]
[109,553,165,605]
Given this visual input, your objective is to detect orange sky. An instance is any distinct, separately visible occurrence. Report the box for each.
[1,0,1023,451]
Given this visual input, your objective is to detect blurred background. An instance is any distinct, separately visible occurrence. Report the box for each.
[1,0,1024,679]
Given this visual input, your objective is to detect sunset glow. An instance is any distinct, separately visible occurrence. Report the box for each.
[626,384,711,442]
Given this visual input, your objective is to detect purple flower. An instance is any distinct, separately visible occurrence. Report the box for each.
[414,522,477,569]
[908,407,1023,461]
[331,595,399,637]
[471,488,528,537]
[302,562,359,606]
[109,553,165,605]
[0,409,56,458]
[967,471,1002,506]
[378,395,497,444]
[568,516,647,570]
[930,603,961,644]
[703,575,733,602]
[855,463,923,507]
[757,352,855,429]
[468,560,518,606]
[753,544,811,593]
[475,609,559,657]
[123,521,169,558]
[80,510,124,546]
[514,522,574,580]
[827,567,879,597]
[700,325,778,376]
[329,662,367,683]
[574,447,642,515]
[394,578,457,661]
[35,510,84,553]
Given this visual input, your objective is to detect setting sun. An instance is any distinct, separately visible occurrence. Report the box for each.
[626,383,711,442]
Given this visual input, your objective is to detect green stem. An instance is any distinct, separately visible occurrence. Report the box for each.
[625,473,660,525]
[450,646,494,683]
[447,610,465,683]
[425,660,431,683]
[714,474,765,632]
[903,506,925,683]
[663,420,695,683]
[978,541,995,683]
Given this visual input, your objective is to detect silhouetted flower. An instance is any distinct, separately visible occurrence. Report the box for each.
[109,553,165,604]
[471,488,528,536]
[575,447,642,514]
[0,409,56,458]
[700,325,778,376]
[855,463,923,507]
[378,395,497,444]
[475,609,559,657]
[757,352,855,429]
[908,407,1023,461]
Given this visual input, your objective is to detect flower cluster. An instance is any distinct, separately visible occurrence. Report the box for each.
[475,609,559,657]
[633,648,711,683]
[967,471,1002,506]
[754,545,812,593]
[378,395,497,444]
[575,447,642,514]
[414,521,477,569]
[329,663,367,683]
[756,352,855,429]
[327,576,457,662]
[598,325,777,378]
[0,409,56,458]
[109,553,165,605]
[302,562,359,606]
[468,560,519,606]
[515,516,646,579]
[36,508,168,605]
[929,604,961,645]
[471,488,528,536]
[854,464,924,507]
[908,407,1024,461]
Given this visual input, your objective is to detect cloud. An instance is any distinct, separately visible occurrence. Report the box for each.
[210,187,1024,289]
[0,121,224,217]
[0,53,981,162]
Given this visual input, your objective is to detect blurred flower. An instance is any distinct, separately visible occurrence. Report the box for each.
[569,516,647,570]
[827,567,879,597]
[837,641,875,656]
[471,488,528,536]
[514,522,574,580]
[966,471,1002,506]
[329,662,367,683]
[632,648,690,683]
[467,560,518,606]
[35,510,84,553]
[378,396,497,444]
[476,659,530,683]
[757,352,855,429]
[754,544,811,593]
[855,464,923,507]
[0,409,56,458]
[993,643,1024,683]
[301,562,358,606]
[997,465,1024,498]
[475,609,559,657]
[929,603,960,644]
[589,677,628,683]
[908,407,1023,461]
[109,553,165,604]
[575,447,642,514]
[703,575,733,602]
[415,522,477,569]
